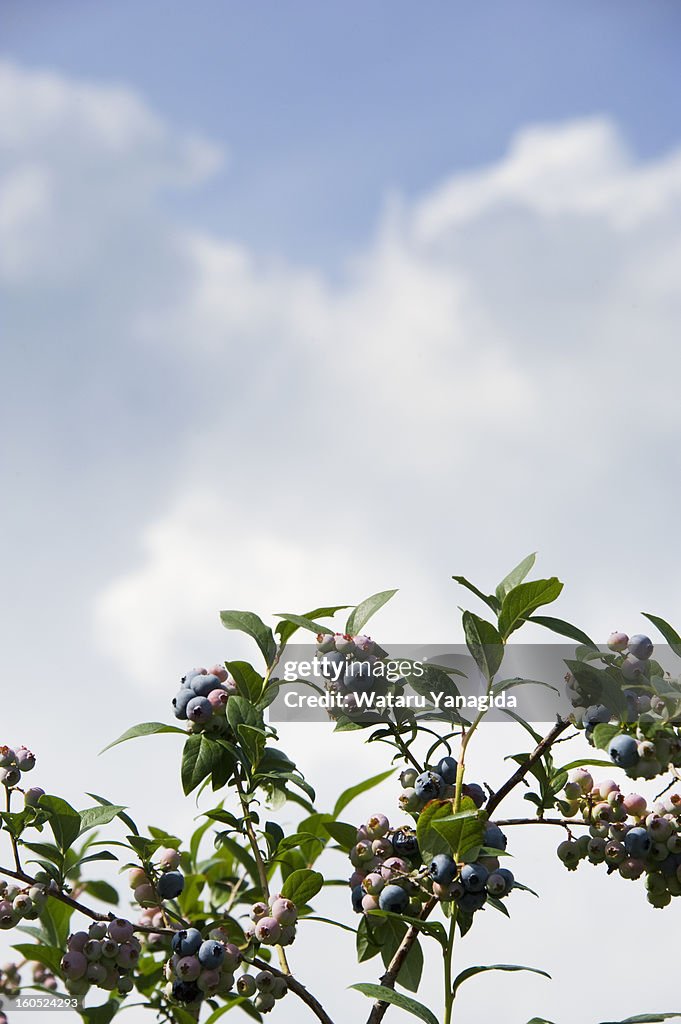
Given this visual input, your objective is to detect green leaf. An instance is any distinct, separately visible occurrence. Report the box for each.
[528,615,597,649]
[333,769,394,819]
[492,678,559,697]
[498,578,564,639]
[431,799,485,859]
[555,758,615,774]
[275,612,335,636]
[281,868,324,906]
[642,613,681,659]
[224,661,265,704]
[100,721,185,754]
[220,610,277,666]
[350,984,438,1024]
[526,1018,556,1023]
[495,553,536,602]
[275,605,351,645]
[452,963,550,999]
[80,1001,120,1024]
[82,879,120,905]
[452,575,501,614]
[367,911,448,950]
[599,1016,681,1023]
[78,804,127,836]
[462,611,504,682]
[85,793,138,836]
[346,590,398,636]
[416,800,456,863]
[591,723,620,752]
[181,734,221,796]
[12,943,63,974]
[39,795,81,853]
[322,820,359,851]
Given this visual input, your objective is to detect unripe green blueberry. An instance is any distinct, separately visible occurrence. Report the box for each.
[254,992,276,1013]
[667,834,681,854]
[65,977,90,996]
[279,923,296,945]
[575,835,591,858]
[650,841,670,863]
[256,970,275,992]
[635,758,663,780]
[198,969,221,993]
[569,768,593,794]
[563,782,581,801]
[592,802,613,824]
[398,788,422,812]
[666,874,681,897]
[118,975,134,995]
[84,939,103,961]
[604,841,626,866]
[557,840,580,870]
[365,814,390,839]
[645,872,667,895]
[587,838,606,863]
[13,894,32,916]
[100,939,118,959]
[0,767,21,787]
[589,823,609,839]
[648,890,672,909]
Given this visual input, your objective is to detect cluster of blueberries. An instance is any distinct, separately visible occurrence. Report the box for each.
[61,919,141,996]
[556,768,681,908]
[129,847,185,908]
[245,893,298,947]
[165,927,242,1004]
[315,632,391,708]
[567,632,681,779]
[349,760,515,922]
[172,665,237,730]
[398,756,484,814]
[0,744,36,790]
[0,962,21,999]
[0,878,50,930]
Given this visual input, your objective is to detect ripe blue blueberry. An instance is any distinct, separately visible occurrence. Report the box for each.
[158,871,184,900]
[198,941,225,969]
[172,979,200,1004]
[391,829,419,859]
[429,854,457,885]
[13,747,35,771]
[191,674,222,698]
[414,771,444,801]
[172,929,203,958]
[584,705,611,727]
[609,734,640,769]
[0,747,15,768]
[378,884,410,914]
[186,697,212,724]
[462,783,485,808]
[627,634,653,660]
[435,756,458,784]
[483,824,508,851]
[460,863,489,892]
[457,890,486,913]
[622,656,647,681]
[624,827,653,858]
[173,690,194,720]
[351,885,364,913]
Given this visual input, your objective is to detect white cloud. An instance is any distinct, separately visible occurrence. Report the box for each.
[3,58,681,1023]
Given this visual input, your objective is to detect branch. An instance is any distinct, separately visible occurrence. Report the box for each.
[492,817,590,828]
[485,717,570,815]
[365,897,438,1024]
[0,864,175,935]
[248,955,335,1024]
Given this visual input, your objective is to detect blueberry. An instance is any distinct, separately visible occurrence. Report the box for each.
[609,734,640,769]
[622,656,647,681]
[60,952,87,980]
[254,917,282,944]
[457,890,487,913]
[172,979,200,1004]
[0,746,15,768]
[191,674,222,698]
[319,651,346,678]
[198,940,225,969]
[364,814,390,839]
[584,705,611,727]
[608,631,629,652]
[186,697,212,724]
[414,771,445,801]
[172,928,202,957]
[237,974,257,997]
[462,783,485,808]
[460,863,489,893]
[429,854,457,885]
[399,768,418,789]
[107,918,134,943]
[14,747,35,771]
[351,884,364,913]
[173,689,194,720]
[157,870,184,900]
[378,884,410,914]
[624,826,653,858]
[496,869,515,894]
[270,897,297,926]
[391,829,419,859]
[483,824,508,851]
[627,634,653,660]
[0,767,21,787]
[24,786,45,807]
[435,756,458,784]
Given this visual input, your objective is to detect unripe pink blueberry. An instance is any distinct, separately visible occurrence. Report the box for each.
[128,868,149,889]
[134,884,157,906]
[198,968,221,993]
[361,893,379,912]
[176,956,201,981]
[623,793,647,817]
[207,664,229,682]
[86,962,107,984]
[622,656,647,680]
[250,901,269,921]
[608,631,629,652]
[270,897,297,925]
[116,943,139,969]
[157,848,181,871]
[207,689,229,710]
[380,857,409,879]
[68,932,89,953]
[108,918,134,943]
[0,747,15,768]
[254,917,281,944]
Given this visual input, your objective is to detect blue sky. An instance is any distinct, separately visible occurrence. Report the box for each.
[5,1,681,264]
[2,6,681,1023]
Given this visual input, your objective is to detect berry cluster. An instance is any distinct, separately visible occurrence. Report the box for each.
[128,847,186,911]
[32,962,58,992]
[316,633,391,710]
[61,919,140,996]
[0,962,21,999]
[398,757,484,814]
[348,802,514,921]
[0,879,49,929]
[165,927,241,1004]
[245,893,298,947]
[235,968,288,1014]
[0,744,36,789]
[556,769,681,907]
[172,665,236,731]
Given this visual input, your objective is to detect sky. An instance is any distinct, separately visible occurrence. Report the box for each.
[2,4,681,1024]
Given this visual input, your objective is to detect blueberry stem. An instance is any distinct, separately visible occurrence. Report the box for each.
[5,786,22,873]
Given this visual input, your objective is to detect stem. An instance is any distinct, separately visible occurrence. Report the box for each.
[234,768,291,975]
[5,787,22,872]
[485,717,570,815]
[493,817,591,828]
[365,897,437,1024]
[248,955,335,1024]
[443,910,457,1024]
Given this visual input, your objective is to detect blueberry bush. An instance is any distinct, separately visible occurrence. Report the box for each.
[2,555,681,1024]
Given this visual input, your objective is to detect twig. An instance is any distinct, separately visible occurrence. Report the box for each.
[485,717,570,815]
[492,817,590,828]
[365,897,437,1024]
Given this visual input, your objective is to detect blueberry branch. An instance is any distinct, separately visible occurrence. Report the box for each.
[365,896,438,1024]
[492,817,590,828]
[5,786,22,872]
[485,717,570,815]
[247,955,335,1024]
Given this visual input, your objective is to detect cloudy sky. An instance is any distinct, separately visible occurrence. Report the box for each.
[2,3,681,1023]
